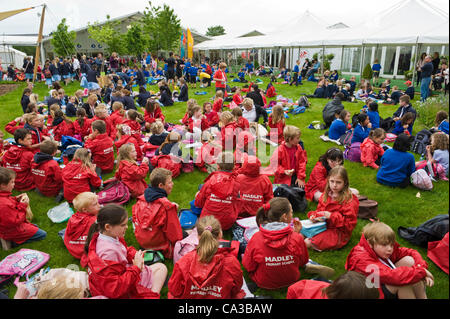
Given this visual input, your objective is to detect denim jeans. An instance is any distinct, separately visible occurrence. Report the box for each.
[22,228,47,244]
[420,76,431,101]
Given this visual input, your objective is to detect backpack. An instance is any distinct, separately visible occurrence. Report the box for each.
[356,195,378,219]
[97,179,130,205]
[380,117,395,132]
[297,96,310,108]
[231,216,260,252]
[339,130,353,148]
[410,169,433,191]
[344,142,362,162]
[61,144,83,164]
[0,249,50,288]
[44,68,52,78]
[273,184,308,213]
[410,129,432,156]
[178,209,198,230]
[398,214,449,248]
[292,106,306,115]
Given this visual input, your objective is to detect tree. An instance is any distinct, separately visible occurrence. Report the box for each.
[362,63,374,80]
[87,15,126,55]
[141,1,182,54]
[125,23,147,58]
[206,25,226,37]
[50,18,76,57]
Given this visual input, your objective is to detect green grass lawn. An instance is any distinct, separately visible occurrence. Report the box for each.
[0,76,448,299]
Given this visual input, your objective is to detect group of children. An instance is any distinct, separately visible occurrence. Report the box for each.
[0,68,447,300]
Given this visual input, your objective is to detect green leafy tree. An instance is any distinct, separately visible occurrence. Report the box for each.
[362,63,374,80]
[125,23,147,58]
[50,18,76,57]
[206,25,226,37]
[87,15,126,55]
[141,1,182,54]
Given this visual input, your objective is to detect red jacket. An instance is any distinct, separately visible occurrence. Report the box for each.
[150,155,182,179]
[181,112,189,126]
[233,93,243,105]
[86,232,159,299]
[287,280,329,299]
[168,248,245,299]
[109,110,125,132]
[5,120,25,135]
[213,98,223,113]
[221,122,237,151]
[132,195,183,259]
[242,224,309,290]
[187,117,210,133]
[73,117,92,140]
[84,133,115,173]
[0,191,38,244]
[114,135,143,162]
[122,119,144,145]
[1,144,35,191]
[52,120,75,141]
[272,142,308,185]
[235,116,250,131]
[194,142,221,173]
[61,159,102,202]
[235,157,273,218]
[144,107,165,124]
[31,154,63,197]
[92,116,116,141]
[205,111,219,127]
[268,116,285,144]
[115,160,149,198]
[345,234,428,289]
[306,194,359,251]
[64,211,97,263]
[304,161,328,201]
[195,171,239,230]
[360,137,384,169]
[428,232,449,275]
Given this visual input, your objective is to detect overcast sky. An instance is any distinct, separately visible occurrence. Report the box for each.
[0,0,449,37]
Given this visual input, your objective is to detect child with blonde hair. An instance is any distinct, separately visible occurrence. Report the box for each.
[149,121,168,146]
[305,166,359,251]
[115,143,149,198]
[268,104,286,144]
[194,131,221,173]
[168,215,245,299]
[181,99,197,125]
[122,109,145,145]
[213,90,224,113]
[110,101,125,129]
[346,221,434,299]
[64,192,100,264]
[360,128,386,169]
[219,111,237,151]
[423,132,449,176]
[231,107,249,131]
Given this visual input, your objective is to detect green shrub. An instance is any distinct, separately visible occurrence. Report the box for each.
[415,94,449,127]
[362,63,373,80]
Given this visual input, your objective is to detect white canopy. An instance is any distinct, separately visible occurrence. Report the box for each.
[194,0,449,50]
[0,45,27,69]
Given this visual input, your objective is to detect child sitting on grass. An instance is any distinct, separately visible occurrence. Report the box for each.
[64,192,100,265]
[423,132,449,177]
[432,110,448,135]
[132,168,183,258]
[73,108,92,141]
[203,101,220,128]
[392,112,414,136]
[212,90,224,113]
[360,128,386,169]
[345,221,434,299]
[148,121,168,146]
[268,105,286,144]
[84,120,115,175]
[0,167,46,246]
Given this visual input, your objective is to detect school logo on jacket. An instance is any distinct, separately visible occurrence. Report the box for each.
[31,168,45,177]
[265,255,295,266]
[103,147,114,154]
[241,193,263,202]
[209,193,232,204]
[190,285,223,298]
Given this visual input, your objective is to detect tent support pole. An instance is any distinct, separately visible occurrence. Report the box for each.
[33,4,46,82]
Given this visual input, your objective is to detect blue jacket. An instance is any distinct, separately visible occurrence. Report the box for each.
[377,149,415,187]
[438,120,449,135]
[313,86,326,98]
[405,87,415,100]
[328,119,347,140]
[367,110,380,129]
[393,104,416,120]
[351,124,371,144]
[293,65,299,73]
[189,67,198,76]
[392,120,412,136]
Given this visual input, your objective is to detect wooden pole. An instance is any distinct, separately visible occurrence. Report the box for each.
[33,5,45,82]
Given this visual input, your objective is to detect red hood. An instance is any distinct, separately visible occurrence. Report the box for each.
[259,223,293,249]
[66,211,97,241]
[361,137,376,149]
[239,156,261,177]
[2,144,31,164]
[188,248,234,288]
[203,171,237,199]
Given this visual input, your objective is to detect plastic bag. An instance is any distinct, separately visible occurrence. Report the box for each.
[47,202,74,223]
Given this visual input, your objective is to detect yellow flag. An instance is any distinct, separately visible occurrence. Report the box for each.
[187,28,194,59]
[0,7,34,22]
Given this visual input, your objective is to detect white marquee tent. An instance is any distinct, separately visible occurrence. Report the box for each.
[0,45,27,71]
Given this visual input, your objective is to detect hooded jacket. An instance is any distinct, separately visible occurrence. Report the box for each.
[122,119,144,145]
[304,161,328,201]
[221,122,237,151]
[31,152,63,196]
[168,248,245,299]
[52,119,75,142]
[242,222,309,289]
[273,142,308,185]
[287,280,329,299]
[91,116,116,141]
[1,144,35,191]
[360,137,384,169]
[132,191,183,259]
[61,159,102,202]
[0,191,38,244]
[115,160,149,198]
[268,116,285,144]
[150,154,182,179]
[109,110,125,129]
[345,234,428,288]
[187,116,210,133]
[64,211,97,264]
[322,98,344,125]
[194,142,221,173]
[24,123,49,150]
[73,117,92,140]
[86,233,160,299]
[205,111,220,127]
[144,107,165,124]
[235,156,273,218]
[84,133,115,173]
[306,193,359,251]
[195,171,239,230]
[5,119,25,135]
[114,135,143,162]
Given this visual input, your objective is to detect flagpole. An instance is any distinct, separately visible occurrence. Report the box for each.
[33,4,46,82]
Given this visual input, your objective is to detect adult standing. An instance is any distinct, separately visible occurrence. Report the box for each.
[419,55,434,102]
[415,52,426,86]
[175,54,184,81]
[213,62,228,95]
[165,52,176,87]
[23,57,34,83]
[72,55,80,81]
[431,52,440,75]
[109,52,119,73]
[95,53,104,76]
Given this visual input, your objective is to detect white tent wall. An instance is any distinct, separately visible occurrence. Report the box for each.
[0,45,27,70]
